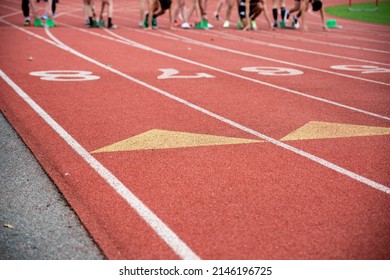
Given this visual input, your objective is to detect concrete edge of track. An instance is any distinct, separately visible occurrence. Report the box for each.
[0,112,105,260]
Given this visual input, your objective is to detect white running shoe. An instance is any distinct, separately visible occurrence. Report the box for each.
[284,10,289,22]
[181,22,191,29]
[223,20,230,28]
[292,16,299,29]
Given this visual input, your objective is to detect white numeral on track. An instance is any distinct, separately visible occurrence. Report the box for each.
[158,68,215,79]
[331,65,390,74]
[241,67,303,76]
[30,70,100,81]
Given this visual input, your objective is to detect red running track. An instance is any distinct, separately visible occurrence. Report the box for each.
[0,0,389,259]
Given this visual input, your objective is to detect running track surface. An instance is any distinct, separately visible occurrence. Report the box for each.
[1,0,389,260]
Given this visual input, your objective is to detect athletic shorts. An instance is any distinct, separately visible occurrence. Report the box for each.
[238,0,259,19]
[159,0,172,10]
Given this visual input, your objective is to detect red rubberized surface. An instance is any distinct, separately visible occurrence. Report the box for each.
[1,0,389,259]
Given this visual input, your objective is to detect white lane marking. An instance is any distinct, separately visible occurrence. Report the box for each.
[241,67,303,76]
[0,10,20,19]
[246,30,390,54]
[158,68,215,79]
[41,27,390,195]
[30,70,100,81]
[286,36,390,55]
[330,65,390,74]
[207,30,390,67]
[0,69,201,260]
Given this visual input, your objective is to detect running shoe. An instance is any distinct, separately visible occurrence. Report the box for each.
[88,19,99,28]
[98,19,105,28]
[173,20,181,27]
[181,22,191,29]
[195,18,209,29]
[34,18,44,27]
[45,18,56,28]
[152,18,157,29]
[223,20,230,28]
[284,10,289,21]
[250,21,257,30]
[237,20,244,29]
[292,16,299,29]
[144,14,149,28]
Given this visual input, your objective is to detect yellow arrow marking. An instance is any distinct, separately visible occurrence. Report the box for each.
[92,122,390,153]
[92,129,262,153]
[280,121,390,141]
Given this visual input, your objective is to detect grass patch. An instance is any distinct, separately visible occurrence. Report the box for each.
[325,1,390,25]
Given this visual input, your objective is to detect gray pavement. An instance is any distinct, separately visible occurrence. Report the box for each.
[0,112,105,260]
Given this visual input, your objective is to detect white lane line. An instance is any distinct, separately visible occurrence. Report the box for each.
[0,9,20,19]
[212,31,390,60]
[168,28,390,67]
[269,34,390,54]
[40,26,390,195]
[315,32,390,45]
[140,14,390,54]
[0,69,201,260]
[210,30,390,67]
[254,30,390,54]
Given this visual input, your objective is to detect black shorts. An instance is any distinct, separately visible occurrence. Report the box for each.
[159,0,172,10]
[238,0,259,19]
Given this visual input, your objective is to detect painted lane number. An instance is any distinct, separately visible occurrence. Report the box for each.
[30,70,100,81]
[158,68,215,79]
[241,67,303,76]
[330,65,390,74]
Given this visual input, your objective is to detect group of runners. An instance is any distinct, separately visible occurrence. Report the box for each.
[22,0,327,31]
[22,0,117,28]
[141,0,327,31]
[22,0,56,27]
